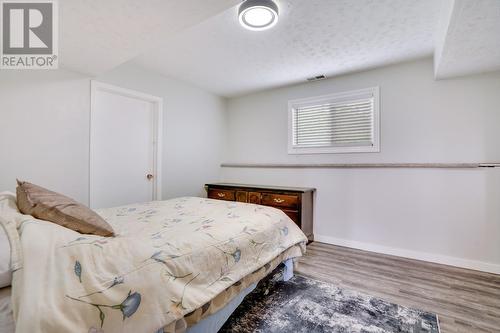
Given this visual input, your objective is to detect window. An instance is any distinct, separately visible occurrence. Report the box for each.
[288,87,380,154]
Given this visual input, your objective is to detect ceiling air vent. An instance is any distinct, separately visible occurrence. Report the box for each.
[307,75,327,82]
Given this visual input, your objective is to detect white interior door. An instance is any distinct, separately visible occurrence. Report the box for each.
[90,82,162,209]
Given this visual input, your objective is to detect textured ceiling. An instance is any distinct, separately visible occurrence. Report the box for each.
[434,0,500,79]
[133,0,441,97]
[59,0,239,75]
[57,0,500,95]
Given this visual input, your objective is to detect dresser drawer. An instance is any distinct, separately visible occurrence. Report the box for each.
[261,193,299,209]
[282,209,299,225]
[248,192,261,204]
[236,191,248,202]
[208,189,235,201]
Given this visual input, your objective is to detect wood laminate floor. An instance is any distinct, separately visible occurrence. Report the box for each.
[296,242,500,333]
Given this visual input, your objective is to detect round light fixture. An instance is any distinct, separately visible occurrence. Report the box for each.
[238,0,279,31]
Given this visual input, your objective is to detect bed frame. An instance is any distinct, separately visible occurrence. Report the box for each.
[187,258,294,333]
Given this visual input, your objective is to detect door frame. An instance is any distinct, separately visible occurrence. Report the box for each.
[89,80,163,207]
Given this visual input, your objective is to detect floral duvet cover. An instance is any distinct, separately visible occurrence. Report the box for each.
[0,194,307,333]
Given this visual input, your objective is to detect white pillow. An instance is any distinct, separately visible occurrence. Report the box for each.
[0,226,11,288]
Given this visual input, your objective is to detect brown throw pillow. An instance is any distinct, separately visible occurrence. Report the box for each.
[16,180,114,237]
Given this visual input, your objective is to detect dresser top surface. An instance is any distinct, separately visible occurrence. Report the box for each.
[206,183,316,193]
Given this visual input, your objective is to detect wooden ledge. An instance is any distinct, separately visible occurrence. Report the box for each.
[221,163,500,169]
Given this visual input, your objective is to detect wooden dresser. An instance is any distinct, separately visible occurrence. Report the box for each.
[205,183,315,241]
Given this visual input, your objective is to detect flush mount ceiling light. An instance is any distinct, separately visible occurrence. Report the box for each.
[238,0,279,31]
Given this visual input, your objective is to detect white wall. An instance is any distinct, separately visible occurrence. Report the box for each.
[223,59,500,273]
[2,59,499,273]
[0,64,226,204]
[0,70,91,203]
[97,64,226,200]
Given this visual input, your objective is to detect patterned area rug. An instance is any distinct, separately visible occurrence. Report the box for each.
[220,266,440,333]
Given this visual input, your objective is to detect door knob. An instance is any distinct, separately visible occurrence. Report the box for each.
[146,174,154,180]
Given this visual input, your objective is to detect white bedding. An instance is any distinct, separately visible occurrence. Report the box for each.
[0,224,12,288]
[0,287,14,333]
[1,194,307,332]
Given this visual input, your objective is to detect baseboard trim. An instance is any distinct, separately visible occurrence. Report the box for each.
[314,234,500,275]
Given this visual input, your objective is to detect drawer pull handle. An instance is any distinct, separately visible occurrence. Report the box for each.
[217,193,226,198]
[273,198,285,203]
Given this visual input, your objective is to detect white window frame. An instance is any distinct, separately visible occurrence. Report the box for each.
[288,87,380,154]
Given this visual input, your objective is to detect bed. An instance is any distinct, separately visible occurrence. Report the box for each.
[0,192,307,332]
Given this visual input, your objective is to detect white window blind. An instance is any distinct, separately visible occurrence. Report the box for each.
[288,87,380,154]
